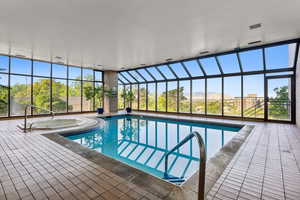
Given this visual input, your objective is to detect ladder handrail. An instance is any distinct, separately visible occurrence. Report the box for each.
[164,131,206,200]
[24,104,55,133]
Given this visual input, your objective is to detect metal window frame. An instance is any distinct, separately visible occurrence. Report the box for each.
[0,54,103,119]
[120,38,300,124]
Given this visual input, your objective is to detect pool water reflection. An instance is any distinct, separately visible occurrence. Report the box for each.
[67,115,240,182]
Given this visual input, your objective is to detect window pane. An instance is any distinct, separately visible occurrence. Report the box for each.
[192,79,205,114]
[137,69,153,81]
[83,68,93,81]
[157,82,166,112]
[265,43,296,69]
[147,67,164,80]
[68,80,81,112]
[95,71,102,81]
[95,82,103,109]
[217,54,240,73]
[33,61,51,77]
[0,74,9,116]
[119,74,128,84]
[167,81,177,112]
[83,81,94,111]
[239,49,263,72]
[121,72,136,83]
[170,63,188,78]
[183,60,203,77]
[243,74,264,118]
[69,66,81,80]
[128,70,144,82]
[33,78,50,114]
[224,76,241,116]
[131,85,138,109]
[148,83,155,111]
[52,64,67,78]
[199,57,220,75]
[124,85,130,108]
[11,58,31,75]
[118,85,124,109]
[179,80,190,113]
[10,75,31,116]
[158,65,175,79]
[52,79,67,113]
[0,56,9,73]
[207,78,222,115]
[139,84,146,110]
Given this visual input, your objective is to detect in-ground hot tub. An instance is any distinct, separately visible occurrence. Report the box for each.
[30,119,81,130]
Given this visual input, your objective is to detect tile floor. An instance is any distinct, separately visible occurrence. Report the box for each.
[0,113,300,200]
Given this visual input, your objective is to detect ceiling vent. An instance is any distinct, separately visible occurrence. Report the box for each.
[200,51,209,55]
[55,56,63,59]
[249,23,262,30]
[140,64,146,66]
[56,61,64,64]
[165,58,173,62]
[248,40,262,45]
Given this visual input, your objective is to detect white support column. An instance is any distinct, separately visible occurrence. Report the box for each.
[103,71,118,114]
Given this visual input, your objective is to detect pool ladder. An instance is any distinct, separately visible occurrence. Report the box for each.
[164,131,206,200]
[23,104,55,133]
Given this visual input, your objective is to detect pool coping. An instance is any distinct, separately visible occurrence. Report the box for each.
[43,114,254,200]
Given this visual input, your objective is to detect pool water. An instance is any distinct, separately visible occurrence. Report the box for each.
[67,115,240,183]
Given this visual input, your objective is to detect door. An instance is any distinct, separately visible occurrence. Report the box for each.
[265,76,294,122]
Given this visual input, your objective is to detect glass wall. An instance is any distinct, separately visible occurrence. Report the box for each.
[0,55,103,118]
[117,40,298,122]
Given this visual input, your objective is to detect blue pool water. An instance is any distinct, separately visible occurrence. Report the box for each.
[67,115,240,183]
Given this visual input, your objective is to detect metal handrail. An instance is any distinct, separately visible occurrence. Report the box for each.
[24,105,55,133]
[164,131,206,200]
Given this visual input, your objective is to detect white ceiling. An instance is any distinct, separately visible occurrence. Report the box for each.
[0,0,299,71]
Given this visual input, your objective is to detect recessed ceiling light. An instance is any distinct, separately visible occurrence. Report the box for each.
[55,56,63,59]
[200,51,209,55]
[248,40,262,45]
[249,23,262,30]
[165,58,173,62]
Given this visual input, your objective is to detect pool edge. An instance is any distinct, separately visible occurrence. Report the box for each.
[43,115,254,200]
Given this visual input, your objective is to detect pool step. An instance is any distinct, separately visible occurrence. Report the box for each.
[163,176,185,184]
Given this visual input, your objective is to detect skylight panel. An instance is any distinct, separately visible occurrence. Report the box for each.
[183,60,203,77]
[119,73,130,83]
[265,43,296,69]
[147,67,164,80]
[217,53,241,73]
[128,70,144,82]
[169,63,188,78]
[157,65,175,79]
[136,69,153,81]
[121,72,137,83]
[239,49,263,72]
[199,57,221,75]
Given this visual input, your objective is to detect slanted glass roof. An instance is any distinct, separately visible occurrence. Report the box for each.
[121,71,137,83]
[182,60,203,77]
[137,69,153,81]
[265,43,296,69]
[118,41,299,84]
[147,67,164,80]
[199,57,221,75]
[169,63,188,78]
[128,70,145,82]
[239,49,263,72]
[157,65,176,79]
[217,53,240,73]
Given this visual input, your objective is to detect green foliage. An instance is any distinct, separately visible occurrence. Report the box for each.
[269,86,289,119]
[121,89,135,108]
